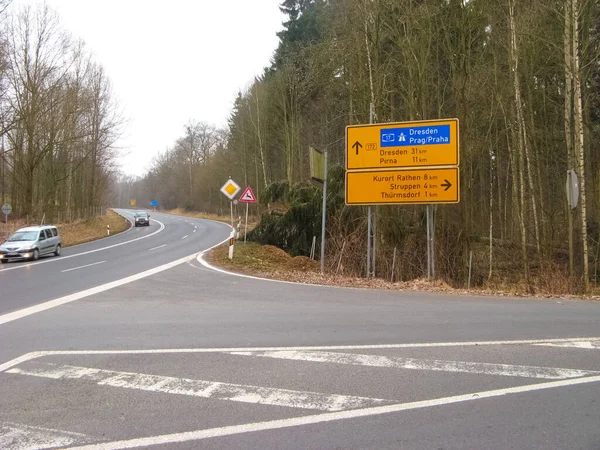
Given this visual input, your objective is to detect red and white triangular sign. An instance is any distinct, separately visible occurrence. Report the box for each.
[239,186,257,203]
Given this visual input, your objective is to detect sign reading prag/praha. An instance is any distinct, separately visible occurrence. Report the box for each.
[345,119,460,205]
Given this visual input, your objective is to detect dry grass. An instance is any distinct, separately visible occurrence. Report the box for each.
[57,210,130,247]
[2,209,130,248]
[206,242,600,300]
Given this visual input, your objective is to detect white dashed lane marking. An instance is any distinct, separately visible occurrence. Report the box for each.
[61,261,106,273]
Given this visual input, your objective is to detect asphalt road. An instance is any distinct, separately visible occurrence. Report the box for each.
[0,209,231,315]
[0,210,599,449]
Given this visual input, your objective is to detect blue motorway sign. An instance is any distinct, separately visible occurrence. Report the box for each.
[380,125,451,147]
[150,200,159,207]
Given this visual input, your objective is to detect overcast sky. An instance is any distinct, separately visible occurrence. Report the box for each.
[11,0,285,177]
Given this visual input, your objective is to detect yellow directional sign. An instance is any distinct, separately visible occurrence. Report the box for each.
[346,167,459,205]
[346,119,459,170]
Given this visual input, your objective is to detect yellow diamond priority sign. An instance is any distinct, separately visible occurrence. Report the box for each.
[220,179,241,200]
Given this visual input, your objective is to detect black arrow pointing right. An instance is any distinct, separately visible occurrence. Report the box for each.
[352,141,363,155]
[441,179,452,191]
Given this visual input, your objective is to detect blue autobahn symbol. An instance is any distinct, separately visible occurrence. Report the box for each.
[380,124,451,147]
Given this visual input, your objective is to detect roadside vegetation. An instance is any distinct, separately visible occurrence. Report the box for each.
[0,2,121,227]
[111,1,600,295]
[57,209,130,247]
[1,210,130,248]
[208,242,600,299]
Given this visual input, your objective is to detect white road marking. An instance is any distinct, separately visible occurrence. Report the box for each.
[3,337,599,371]
[0,216,165,273]
[230,350,598,380]
[0,253,204,326]
[535,339,600,349]
[182,235,188,239]
[0,421,96,449]
[7,363,386,411]
[66,374,600,450]
[193,229,196,233]
[61,261,106,273]
[148,244,166,251]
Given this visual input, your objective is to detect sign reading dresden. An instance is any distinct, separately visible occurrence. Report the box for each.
[345,167,459,206]
[346,119,459,170]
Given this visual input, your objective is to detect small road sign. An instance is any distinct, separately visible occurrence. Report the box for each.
[1,204,12,216]
[150,200,159,207]
[130,199,136,207]
[346,119,459,170]
[345,167,459,205]
[239,186,257,203]
[220,179,241,200]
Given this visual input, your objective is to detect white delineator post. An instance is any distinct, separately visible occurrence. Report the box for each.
[228,231,235,260]
[107,224,110,236]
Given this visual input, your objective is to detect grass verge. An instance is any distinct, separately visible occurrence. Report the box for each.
[58,209,130,247]
[206,241,600,299]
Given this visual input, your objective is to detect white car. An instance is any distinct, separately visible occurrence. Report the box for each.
[0,226,62,263]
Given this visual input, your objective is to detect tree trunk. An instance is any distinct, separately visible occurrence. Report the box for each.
[564,0,575,281]
[508,0,530,287]
[572,0,590,292]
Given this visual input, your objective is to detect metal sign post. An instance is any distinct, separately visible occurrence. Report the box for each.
[238,186,257,244]
[345,117,459,281]
[220,178,241,229]
[2,204,12,241]
[320,151,328,275]
[367,103,374,278]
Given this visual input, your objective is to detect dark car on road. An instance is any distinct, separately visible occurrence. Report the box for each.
[134,212,150,227]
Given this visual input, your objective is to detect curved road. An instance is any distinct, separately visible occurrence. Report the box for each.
[0,209,599,449]
[0,209,231,315]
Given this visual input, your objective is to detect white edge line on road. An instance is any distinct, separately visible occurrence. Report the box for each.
[0,254,194,326]
[0,233,232,327]
[0,352,48,372]
[182,235,188,239]
[63,209,133,250]
[230,350,599,379]
[61,261,106,273]
[196,238,594,302]
[1,337,599,373]
[0,216,165,273]
[148,244,166,251]
[197,248,327,288]
[66,374,600,450]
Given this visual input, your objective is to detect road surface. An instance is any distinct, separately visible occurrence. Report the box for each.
[0,209,598,449]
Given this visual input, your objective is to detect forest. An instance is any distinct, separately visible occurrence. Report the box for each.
[0,2,121,224]
[86,1,600,292]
